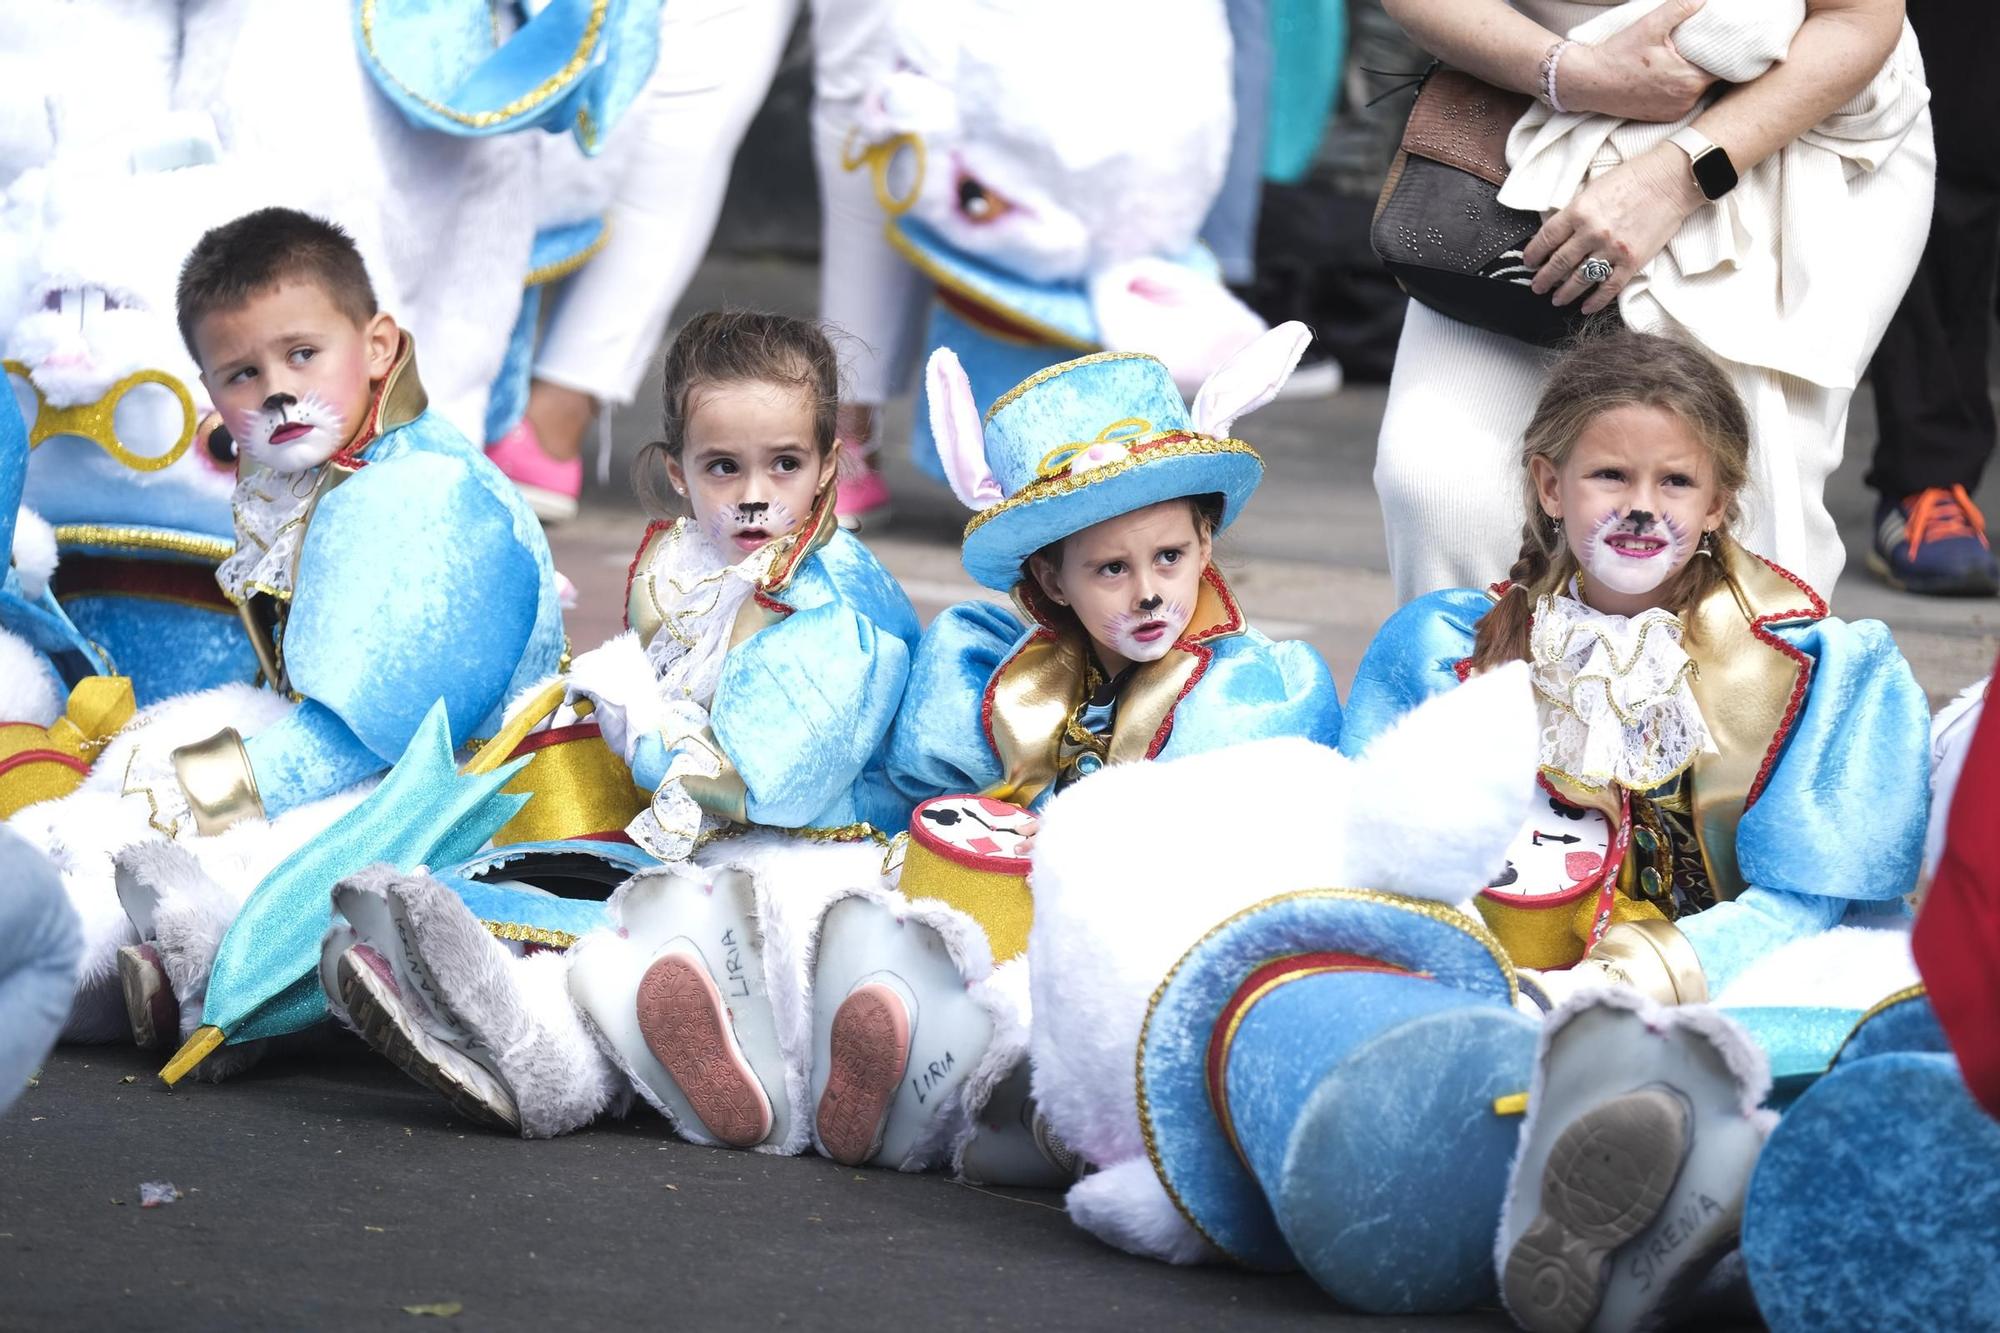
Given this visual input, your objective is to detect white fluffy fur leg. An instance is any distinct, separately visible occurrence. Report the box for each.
[1065,1157,1221,1265]
[1712,923,1920,1011]
[336,865,619,1138]
[0,628,63,727]
[949,953,1034,1178]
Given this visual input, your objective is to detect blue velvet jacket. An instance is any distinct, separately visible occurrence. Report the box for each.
[888,567,1341,812]
[625,496,921,836]
[1340,543,1931,995]
[236,336,564,819]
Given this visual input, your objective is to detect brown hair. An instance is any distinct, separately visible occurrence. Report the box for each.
[633,309,841,517]
[1025,492,1225,630]
[1466,327,1751,673]
[176,208,378,367]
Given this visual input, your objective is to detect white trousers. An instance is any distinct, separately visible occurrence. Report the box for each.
[533,0,924,408]
[1374,302,1852,603]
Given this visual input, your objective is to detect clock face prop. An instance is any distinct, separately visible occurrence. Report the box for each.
[914,796,1035,865]
[1486,795,1613,900]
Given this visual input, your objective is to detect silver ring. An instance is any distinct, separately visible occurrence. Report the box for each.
[1579,256,1615,285]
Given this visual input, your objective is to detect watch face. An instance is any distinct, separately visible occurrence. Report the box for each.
[1486,794,1613,899]
[1692,146,1737,200]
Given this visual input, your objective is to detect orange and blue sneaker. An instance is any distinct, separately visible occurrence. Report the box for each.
[1869,485,1999,597]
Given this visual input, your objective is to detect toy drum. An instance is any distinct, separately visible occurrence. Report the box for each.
[1475,792,1618,971]
[896,795,1036,961]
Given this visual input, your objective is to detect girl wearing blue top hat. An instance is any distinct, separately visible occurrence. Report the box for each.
[785,324,1345,1181]
[997,328,1937,1324]
[319,310,925,1146]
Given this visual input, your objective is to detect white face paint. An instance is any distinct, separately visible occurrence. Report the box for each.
[1099,598,1191,665]
[230,388,348,473]
[705,498,799,557]
[1576,507,1692,598]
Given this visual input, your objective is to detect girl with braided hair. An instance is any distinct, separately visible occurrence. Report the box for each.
[1342,326,1930,1006]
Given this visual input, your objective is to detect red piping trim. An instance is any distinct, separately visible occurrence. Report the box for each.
[0,748,91,781]
[622,520,673,631]
[1741,556,1825,807]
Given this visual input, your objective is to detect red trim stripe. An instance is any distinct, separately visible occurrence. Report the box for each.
[0,748,91,782]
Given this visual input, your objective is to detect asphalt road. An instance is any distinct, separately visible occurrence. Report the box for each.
[5,1042,1512,1332]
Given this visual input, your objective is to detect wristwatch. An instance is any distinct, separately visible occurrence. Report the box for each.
[1669,127,1738,201]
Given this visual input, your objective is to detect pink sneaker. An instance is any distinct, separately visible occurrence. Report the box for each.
[486,418,580,523]
[835,453,894,532]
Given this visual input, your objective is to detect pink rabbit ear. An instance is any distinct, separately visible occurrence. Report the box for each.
[1190,320,1319,438]
[927,347,1002,509]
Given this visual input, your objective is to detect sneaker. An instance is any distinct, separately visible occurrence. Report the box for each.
[1272,348,1344,402]
[835,453,893,532]
[1868,485,1999,596]
[486,418,581,524]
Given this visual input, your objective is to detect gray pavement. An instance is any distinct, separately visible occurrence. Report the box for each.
[4,1042,1510,1332]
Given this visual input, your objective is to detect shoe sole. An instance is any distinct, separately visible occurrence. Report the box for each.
[816,982,912,1167]
[512,481,579,524]
[118,944,177,1050]
[634,952,773,1149]
[1865,549,1999,597]
[337,946,521,1134]
[1502,1088,1691,1333]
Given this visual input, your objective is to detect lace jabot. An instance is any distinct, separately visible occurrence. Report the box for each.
[1528,590,1716,792]
[636,521,780,710]
[216,466,319,605]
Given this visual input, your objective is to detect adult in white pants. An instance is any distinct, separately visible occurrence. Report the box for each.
[519,0,923,487]
[1375,0,1932,603]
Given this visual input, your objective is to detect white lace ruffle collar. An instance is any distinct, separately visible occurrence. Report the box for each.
[217,465,319,605]
[1528,588,1716,792]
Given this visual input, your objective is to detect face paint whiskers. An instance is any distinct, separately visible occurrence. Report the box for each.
[707,498,798,557]
[234,388,347,473]
[1578,507,1693,597]
[1102,597,1190,663]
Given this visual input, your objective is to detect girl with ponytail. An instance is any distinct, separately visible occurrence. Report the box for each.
[1343,327,1930,1011]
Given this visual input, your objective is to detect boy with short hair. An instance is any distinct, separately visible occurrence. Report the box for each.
[159,205,563,836]
[7,206,563,1051]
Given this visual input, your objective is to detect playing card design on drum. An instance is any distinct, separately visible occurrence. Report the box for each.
[916,796,1036,863]
[1486,794,1613,899]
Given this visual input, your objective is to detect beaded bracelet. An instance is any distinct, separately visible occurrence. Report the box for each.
[1540,38,1574,114]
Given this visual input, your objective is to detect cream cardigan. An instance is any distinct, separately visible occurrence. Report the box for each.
[1500,0,1933,392]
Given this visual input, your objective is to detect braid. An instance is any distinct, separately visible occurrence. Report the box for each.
[1469,514,1569,673]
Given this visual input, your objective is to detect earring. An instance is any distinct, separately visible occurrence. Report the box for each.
[1698,529,1717,557]
[1546,513,1564,549]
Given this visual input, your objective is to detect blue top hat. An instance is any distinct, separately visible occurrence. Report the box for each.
[956,352,1263,591]
[1138,888,1541,1313]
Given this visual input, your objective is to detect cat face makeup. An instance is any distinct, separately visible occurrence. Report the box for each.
[1577,506,1692,596]
[668,380,834,557]
[1532,403,1728,616]
[194,279,397,473]
[1031,498,1213,675]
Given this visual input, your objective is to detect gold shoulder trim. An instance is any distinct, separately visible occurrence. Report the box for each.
[358,0,609,129]
[53,525,233,563]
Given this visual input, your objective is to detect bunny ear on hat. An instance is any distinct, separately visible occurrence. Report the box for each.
[1190,320,1315,439]
[927,347,1003,510]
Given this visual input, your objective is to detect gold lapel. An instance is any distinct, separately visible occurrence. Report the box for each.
[1108,568,1244,763]
[727,481,840,647]
[983,567,1247,804]
[1681,538,1822,898]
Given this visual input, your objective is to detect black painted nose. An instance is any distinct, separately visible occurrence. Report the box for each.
[1626,509,1656,532]
[263,392,297,412]
[1138,594,1163,612]
[738,501,768,518]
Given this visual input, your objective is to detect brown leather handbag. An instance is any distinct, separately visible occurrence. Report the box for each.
[1372,67,1612,346]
